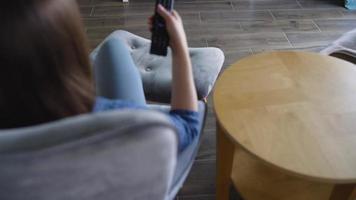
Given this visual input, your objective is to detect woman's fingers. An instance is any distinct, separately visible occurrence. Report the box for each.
[147,15,154,31]
[157,4,173,23]
[150,5,187,50]
[147,16,153,25]
[148,15,154,22]
[171,10,180,20]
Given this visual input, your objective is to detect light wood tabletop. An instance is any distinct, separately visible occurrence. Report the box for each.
[213,51,356,200]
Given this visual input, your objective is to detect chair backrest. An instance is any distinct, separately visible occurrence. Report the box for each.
[0,109,178,200]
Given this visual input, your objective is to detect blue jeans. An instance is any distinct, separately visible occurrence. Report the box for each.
[92,37,146,106]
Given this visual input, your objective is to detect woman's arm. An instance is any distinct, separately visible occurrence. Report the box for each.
[151,5,198,112]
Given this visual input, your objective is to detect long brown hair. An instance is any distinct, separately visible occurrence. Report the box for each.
[0,0,95,128]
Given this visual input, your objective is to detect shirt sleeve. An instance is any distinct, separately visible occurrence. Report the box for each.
[168,109,200,152]
[93,97,201,152]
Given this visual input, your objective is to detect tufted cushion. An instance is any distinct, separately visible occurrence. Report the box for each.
[321,28,356,64]
[91,30,224,103]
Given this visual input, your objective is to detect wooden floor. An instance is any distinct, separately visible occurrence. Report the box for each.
[77,0,356,199]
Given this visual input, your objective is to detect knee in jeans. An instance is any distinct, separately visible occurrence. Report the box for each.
[101,36,128,53]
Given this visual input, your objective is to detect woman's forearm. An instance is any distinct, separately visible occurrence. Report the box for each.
[151,5,198,111]
[171,46,198,111]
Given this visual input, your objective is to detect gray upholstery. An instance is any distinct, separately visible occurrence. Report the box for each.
[321,28,356,64]
[0,110,178,200]
[0,102,208,200]
[91,30,225,102]
[148,102,207,200]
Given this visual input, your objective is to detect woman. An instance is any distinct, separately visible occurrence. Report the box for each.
[0,0,199,152]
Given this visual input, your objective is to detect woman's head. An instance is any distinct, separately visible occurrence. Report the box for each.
[0,0,94,128]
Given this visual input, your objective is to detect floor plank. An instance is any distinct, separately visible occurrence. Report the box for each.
[205,32,291,50]
[340,10,356,18]
[232,0,301,10]
[200,10,274,23]
[314,19,356,32]
[79,6,94,17]
[175,1,234,13]
[83,16,126,28]
[239,19,319,33]
[178,159,216,196]
[286,31,344,48]
[271,8,344,20]
[251,45,325,54]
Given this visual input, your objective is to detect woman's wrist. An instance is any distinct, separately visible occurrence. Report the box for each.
[171,42,189,56]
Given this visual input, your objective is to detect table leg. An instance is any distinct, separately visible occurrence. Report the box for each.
[329,184,356,200]
[216,121,235,200]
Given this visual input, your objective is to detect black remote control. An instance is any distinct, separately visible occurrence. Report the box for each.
[150,0,174,56]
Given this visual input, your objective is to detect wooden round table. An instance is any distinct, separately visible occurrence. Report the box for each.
[213,51,356,200]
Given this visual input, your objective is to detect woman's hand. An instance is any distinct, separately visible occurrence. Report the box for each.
[148,4,188,53]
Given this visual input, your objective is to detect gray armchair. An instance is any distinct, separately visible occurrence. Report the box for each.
[321,28,356,64]
[0,31,224,200]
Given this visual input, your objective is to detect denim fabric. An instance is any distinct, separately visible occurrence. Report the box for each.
[93,37,146,106]
[90,30,224,103]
